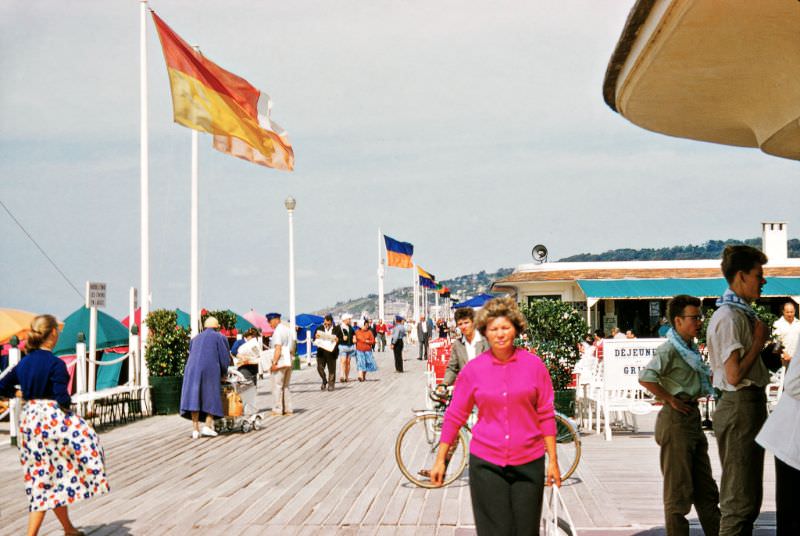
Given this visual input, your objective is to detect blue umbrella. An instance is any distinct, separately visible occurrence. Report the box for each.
[295,313,324,329]
[453,293,496,309]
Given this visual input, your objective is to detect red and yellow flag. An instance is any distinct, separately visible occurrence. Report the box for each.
[151,11,293,171]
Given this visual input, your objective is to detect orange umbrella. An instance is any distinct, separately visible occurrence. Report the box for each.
[0,308,38,343]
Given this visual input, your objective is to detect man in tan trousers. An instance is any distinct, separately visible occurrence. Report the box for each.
[640,295,720,536]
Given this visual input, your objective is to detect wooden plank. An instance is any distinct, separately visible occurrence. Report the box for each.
[0,348,779,535]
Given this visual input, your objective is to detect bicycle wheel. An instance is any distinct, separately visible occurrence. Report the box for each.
[395,413,468,488]
[546,413,581,481]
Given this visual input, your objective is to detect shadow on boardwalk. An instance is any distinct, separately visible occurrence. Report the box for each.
[0,348,777,535]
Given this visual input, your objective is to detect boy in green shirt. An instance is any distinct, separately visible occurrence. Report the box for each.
[639,295,720,536]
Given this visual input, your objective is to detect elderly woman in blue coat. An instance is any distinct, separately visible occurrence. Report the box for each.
[180,316,231,438]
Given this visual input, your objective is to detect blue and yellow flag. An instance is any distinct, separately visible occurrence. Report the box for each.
[384,235,414,268]
[417,265,437,289]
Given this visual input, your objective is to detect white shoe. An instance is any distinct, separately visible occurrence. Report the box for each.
[201,425,218,437]
[192,430,200,439]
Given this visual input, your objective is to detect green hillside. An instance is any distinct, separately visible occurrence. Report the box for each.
[560,237,800,262]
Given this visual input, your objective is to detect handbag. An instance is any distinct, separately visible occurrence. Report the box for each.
[541,485,577,536]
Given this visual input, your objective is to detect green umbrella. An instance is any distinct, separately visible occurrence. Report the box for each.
[229,310,256,333]
[53,306,130,356]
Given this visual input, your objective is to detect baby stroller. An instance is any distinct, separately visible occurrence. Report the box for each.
[215,367,265,433]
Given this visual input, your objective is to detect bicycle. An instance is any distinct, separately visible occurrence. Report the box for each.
[395,384,582,489]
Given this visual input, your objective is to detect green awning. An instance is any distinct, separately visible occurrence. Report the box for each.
[577,278,800,299]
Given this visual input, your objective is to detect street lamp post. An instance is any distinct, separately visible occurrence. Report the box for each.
[285,196,300,370]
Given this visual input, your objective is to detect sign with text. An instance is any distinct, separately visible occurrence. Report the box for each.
[603,338,664,390]
[86,282,107,308]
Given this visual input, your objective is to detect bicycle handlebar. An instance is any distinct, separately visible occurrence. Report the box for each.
[429,383,451,405]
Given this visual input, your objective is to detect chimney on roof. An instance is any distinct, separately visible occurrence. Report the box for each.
[762,221,788,262]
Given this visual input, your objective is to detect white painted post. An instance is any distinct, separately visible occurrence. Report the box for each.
[412,263,419,321]
[75,335,87,416]
[75,338,87,395]
[190,83,200,338]
[285,196,299,370]
[129,287,138,386]
[306,328,313,367]
[8,344,21,446]
[139,0,151,389]
[129,333,139,387]
[378,229,385,322]
[88,305,98,396]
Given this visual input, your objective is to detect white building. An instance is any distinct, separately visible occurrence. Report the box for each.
[493,223,800,336]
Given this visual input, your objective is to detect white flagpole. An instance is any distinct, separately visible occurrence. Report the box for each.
[413,263,419,321]
[378,229,385,322]
[190,114,199,337]
[139,0,150,387]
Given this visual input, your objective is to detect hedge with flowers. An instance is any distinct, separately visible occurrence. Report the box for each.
[145,309,190,377]
[520,299,588,392]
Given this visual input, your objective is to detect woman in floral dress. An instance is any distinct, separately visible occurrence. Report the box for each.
[0,314,109,536]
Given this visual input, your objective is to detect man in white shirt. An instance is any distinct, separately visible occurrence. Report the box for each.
[773,301,800,363]
[706,245,770,536]
[442,308,489,386]
[267,312,294,416]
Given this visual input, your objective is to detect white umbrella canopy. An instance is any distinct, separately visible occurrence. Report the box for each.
[604,0,800,161]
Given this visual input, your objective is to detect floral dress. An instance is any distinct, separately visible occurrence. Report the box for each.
[19,400,110,511]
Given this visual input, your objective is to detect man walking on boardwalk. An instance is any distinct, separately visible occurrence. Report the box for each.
[707,245,770,536]
[391,316,407,372]
[442,307,489,386]
[417,314,434,361]
[639,295,720,536]
[375,319,387,352]
[314,314,338,391]
[267,312,294,416]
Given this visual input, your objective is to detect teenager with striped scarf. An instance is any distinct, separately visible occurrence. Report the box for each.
[707,245,770,536]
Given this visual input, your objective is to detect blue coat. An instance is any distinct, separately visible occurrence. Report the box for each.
[180,328,230,419]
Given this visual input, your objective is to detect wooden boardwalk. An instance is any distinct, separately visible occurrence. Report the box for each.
[0,347,777,535]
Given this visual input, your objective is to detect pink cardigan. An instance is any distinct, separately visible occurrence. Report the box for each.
[440,348,556,466]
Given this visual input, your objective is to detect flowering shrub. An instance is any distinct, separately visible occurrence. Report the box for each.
[519,299,588,391]
[145,309,190,377]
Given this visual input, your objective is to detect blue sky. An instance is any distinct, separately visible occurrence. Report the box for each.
[1,1,796,320]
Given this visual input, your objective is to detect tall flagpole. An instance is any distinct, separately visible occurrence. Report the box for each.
[139,0,151,386]
[377,229,385,322]
[412,263,419,321]
[190,44,201,338]
[190,128,199,337]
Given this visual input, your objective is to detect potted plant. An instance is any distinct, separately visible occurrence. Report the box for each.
[520,299,588,417]
[201,309,238,339]
[145,309,190,414]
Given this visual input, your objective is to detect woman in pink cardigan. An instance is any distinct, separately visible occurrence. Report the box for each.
[430,297,560,535]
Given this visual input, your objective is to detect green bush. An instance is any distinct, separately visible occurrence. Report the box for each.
[201,310,237,331]
[145,309,190,377]
[520,299,588,391]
